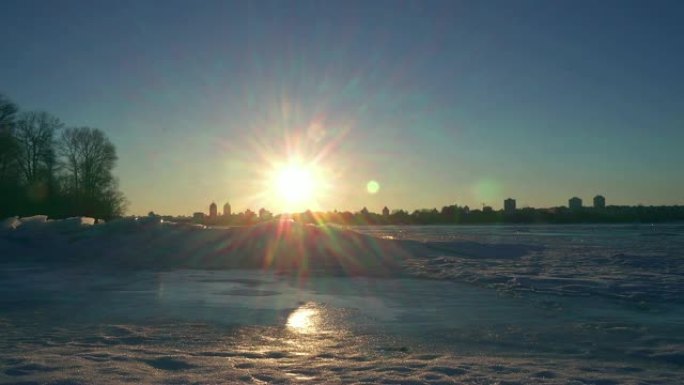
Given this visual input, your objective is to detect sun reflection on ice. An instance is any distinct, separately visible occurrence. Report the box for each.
[286,304,319,334]
[283,302,355,357]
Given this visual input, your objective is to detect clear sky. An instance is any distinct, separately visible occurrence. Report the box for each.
[1,0,683,215]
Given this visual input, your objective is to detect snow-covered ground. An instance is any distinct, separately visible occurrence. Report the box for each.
[1,218,683,384]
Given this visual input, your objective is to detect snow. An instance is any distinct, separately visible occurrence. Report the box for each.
[2,217,683,303]
[0,216,20,231]
[0,216,408,274]
[1,218,684,384]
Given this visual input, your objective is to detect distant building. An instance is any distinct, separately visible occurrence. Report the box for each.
[483,206,493,213]
[223,202,231,216]
[504,198,516,213]
[193,212,205,221]
[593,195,606,209]
[209,202,218,218]
[382,206,390,217]
[569,197,582,210]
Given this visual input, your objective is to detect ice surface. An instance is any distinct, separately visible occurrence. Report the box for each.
[2,218,684,304]
[1,219,684,384]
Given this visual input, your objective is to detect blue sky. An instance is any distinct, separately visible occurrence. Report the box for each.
[1,0,683,215]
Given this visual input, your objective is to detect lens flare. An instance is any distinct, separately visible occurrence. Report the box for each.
[366,180,380,194]
[233,106,349,214]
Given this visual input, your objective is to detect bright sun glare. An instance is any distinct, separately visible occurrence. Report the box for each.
[271,161,321,211]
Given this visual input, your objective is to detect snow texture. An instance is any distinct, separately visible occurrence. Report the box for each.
[1,218,683,384]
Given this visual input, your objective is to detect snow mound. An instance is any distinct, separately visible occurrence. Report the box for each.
[1,216,20,231]
[0,216,410,276]
[4,217,681,306]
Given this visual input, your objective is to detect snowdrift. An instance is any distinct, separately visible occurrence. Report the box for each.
[3,217,682,305]
[0,216,410,276]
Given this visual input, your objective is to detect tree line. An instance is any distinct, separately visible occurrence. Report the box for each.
[0,93,125,220]
[297,205,684,225]
[164,203,684,227]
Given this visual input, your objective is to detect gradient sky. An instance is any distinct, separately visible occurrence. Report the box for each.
[1,0,683,215]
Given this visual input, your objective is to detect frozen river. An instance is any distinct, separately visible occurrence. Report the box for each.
[1,222,683,384]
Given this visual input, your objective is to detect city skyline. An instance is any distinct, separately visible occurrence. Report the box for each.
[178,194,684,226]
[191,194,618,217]
[2,1,683,216]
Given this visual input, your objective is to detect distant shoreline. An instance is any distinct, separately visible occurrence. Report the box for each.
[161,205,684,227]
[346,221,684,226]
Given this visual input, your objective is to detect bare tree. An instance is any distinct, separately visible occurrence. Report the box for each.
[0,94,127,218]
[0,94,19,183]
[59,126,125,217]
[0,94,18,133]
[14,111,62,184]
[60,126,115,195]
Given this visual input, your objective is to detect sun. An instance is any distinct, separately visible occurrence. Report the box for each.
[276,164,314,203]
[270,160,322,212]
